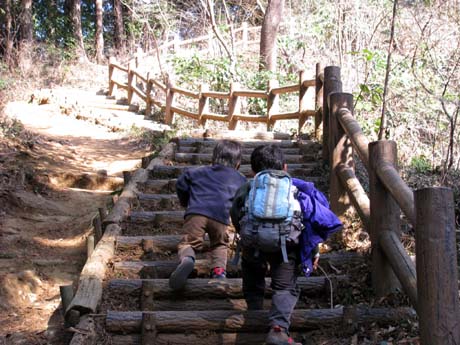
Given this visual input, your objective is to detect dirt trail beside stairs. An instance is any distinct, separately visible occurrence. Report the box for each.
[0,87,164,344]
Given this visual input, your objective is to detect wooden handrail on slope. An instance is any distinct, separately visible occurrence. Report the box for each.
[325,66,460,345]
[108,57,322,132]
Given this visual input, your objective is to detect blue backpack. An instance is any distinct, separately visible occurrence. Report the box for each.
[238,170,303,263]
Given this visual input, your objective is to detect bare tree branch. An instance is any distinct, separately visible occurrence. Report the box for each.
[378,0,398,140]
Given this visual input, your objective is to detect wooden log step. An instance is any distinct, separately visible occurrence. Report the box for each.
[114,252,365,278]
[109,276,349,297]
[106,306,416,333]
[129,211,184,225]
[177,146,302,155]
[174,153,311,165]
[117,234,216,252]
[174,138,296,148]
[150,163,319,179]
[202,129,292,140]
[137,179,177,194]
[111,332,304,345]
[137,194,180,209]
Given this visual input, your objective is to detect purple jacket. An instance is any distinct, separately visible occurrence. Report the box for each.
[293,178,343,276]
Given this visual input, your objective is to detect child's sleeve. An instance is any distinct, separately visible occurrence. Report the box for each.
[230,182,250,232]
[176,171,191,207]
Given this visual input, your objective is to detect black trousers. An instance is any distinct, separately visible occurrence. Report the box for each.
[241,246,300,329]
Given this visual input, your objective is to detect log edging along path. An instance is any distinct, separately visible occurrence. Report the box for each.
[68,141,176,345]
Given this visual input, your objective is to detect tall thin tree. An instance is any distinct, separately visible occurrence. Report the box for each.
[95,0,104,63]
[69,0,87,61]
[20,0,33,44]
[4,0,14,66]
[259,0,284,72]
[113,0,125,52]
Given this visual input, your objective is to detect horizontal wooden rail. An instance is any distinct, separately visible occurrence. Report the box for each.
[108,33,322,132]
[171,86,200,99]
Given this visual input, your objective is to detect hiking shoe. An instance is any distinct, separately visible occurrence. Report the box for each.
[265,325,301,345]
[210,267,226,279]
[169,256,194,290]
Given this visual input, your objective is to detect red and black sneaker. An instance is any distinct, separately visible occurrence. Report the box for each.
[210,267,226,279]
[265,325,301,345]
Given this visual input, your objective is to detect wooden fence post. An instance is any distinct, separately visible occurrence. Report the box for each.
[145,73,153,117]
[127,60,135,104]
[267,79,279,131]
[314,63,323,139]
[415,187,460,345]
[328,92,353,220]
[228,82,241,130]
[198,83,210,128]
[108,56,116,96]
[322,66,342,165]
[369,140,401,296]
[164,77,176,125]
[298,70,309,134]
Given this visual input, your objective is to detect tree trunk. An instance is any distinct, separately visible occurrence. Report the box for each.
[113,0,125,52]
[20,0,33,44]
[259,0,284,72]
[95,0,104,63]
[4,0,14,66]
[70,0,87,61]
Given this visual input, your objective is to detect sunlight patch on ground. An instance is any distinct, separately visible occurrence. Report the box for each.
[32,229,90,249]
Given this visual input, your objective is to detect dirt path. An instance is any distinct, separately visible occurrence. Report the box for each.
[0,87,165,344]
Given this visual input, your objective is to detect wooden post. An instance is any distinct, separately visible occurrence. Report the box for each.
[368,140,401,297]
[322,66,342,165]
[328,92,353,220]
[267,79,279,131]
[108,56,116,96]
[86,235,94,258]
[123,171,132,185]
[98,207,107,223]
[141,280,155,311]
[314,63,323,139]
[93,215,102,244]
[228,82,241,130]
[164,77,175,125]
[141,312,157,345]
[60,285,74,315]
[145,74,152,117]
[127,61,135,104]
[198,83,210,128]
[415,187,460,345]
[298,70,309,134]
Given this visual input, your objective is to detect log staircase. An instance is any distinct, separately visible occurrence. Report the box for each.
[68,130,416,345]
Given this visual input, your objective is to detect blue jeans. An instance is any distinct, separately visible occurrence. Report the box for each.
[241,246,300,329]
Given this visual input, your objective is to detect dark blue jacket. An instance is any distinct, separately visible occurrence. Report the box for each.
[176,165,246,225]
[293,178,343,276]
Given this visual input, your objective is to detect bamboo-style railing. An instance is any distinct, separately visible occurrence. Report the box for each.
[324,66,460,345]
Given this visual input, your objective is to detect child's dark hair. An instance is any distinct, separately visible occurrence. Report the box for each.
[250,144,285,173]
[212,140,242,168]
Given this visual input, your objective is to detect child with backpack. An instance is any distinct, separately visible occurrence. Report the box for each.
[230,144,342,345]
[169,140,246,291]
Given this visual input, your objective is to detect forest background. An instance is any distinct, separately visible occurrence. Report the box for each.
[0,0,459,214]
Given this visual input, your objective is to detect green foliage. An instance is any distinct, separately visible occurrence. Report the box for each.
[410,155,432,173]
[0,118,25,139]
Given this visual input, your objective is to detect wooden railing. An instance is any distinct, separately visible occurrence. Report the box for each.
[108,23,321,132]
[324,66,460,345]
[108,59,321,132]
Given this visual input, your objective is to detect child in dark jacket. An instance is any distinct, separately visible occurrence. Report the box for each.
[230,144,342,345]
[169,140,247,291]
